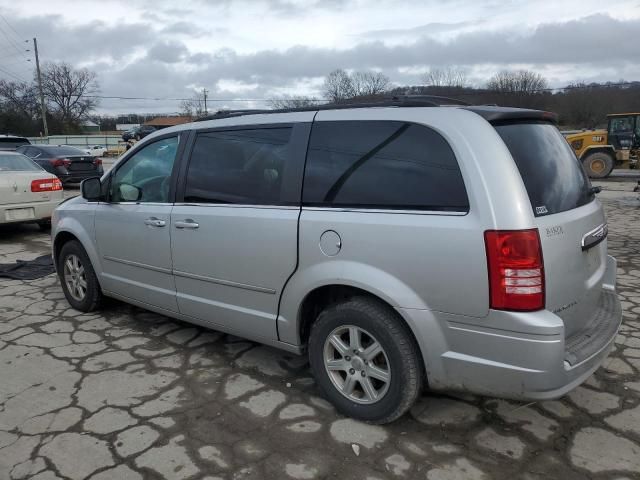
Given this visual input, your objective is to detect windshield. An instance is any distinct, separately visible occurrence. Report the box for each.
[495,122,594,217]
[0,153,42,172]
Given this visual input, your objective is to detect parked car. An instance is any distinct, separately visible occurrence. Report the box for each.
[16,144,103,185]
[52,101,621,423]
[0,151,63,229]
[122,125,156,141]
[67,145,107,157]
[0,134,31,151]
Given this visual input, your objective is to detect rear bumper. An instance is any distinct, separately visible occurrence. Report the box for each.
[0,197,63,225]
[402,256,622,400]
[57,169,103,184]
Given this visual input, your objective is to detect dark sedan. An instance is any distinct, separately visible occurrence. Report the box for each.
[16,145,103,185]
[122,125,156,141]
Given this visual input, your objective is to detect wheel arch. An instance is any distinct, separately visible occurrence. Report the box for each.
[52,225,103,283]
[579,145,616,160]
[292,283,427,368]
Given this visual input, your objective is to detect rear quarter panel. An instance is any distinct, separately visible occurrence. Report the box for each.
[278,107,536,346]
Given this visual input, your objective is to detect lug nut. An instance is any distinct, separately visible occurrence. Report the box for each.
[349,368,355,374]
[345,356,351,361]
[360,371,366,377]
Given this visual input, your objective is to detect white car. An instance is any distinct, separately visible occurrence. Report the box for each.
[0,151,64,230]
[80,145,107,157]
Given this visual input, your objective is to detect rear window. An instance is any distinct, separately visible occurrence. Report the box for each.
[0,153,42,172]
[303,121,469,211]
[41,146,86,156]
[0,137,30,149]
[494,122,593,216]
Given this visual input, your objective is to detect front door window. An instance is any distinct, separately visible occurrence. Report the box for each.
[110,136,179,203]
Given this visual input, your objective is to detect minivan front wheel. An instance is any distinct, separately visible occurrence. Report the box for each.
[309,297,423,423]
[58,240,102,312]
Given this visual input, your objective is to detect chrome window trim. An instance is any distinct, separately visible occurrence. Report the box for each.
[173,203,299,210]
[301,206,468,216]
[100,202,173,207]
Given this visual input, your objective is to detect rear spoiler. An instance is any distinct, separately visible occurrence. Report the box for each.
[463,106,559,124]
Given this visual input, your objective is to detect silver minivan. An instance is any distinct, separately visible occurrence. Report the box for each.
[52,100,622,423]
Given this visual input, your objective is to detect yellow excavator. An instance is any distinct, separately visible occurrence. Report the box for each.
[565,113,639,178]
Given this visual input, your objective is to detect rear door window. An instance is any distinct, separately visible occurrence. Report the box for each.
[303,121,468,211]
[184,128,293,205]
[494,122,593,216]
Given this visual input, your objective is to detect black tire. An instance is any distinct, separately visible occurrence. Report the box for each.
[37,220,51,231]
[308,297,423,424]
[582,152,614,178]
[58,240,102,312]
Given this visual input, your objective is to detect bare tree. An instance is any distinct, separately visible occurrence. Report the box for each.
[268,95,319,109]
[423,67,469,88]
[41,62,99,130]
[323,69,356,103]
[351,71,391,96]
[180,91,207,117]
[0,79,40,120]
[486,70,548,95]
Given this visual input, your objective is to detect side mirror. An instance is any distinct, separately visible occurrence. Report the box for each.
[118,183,142,202]
[81,177,102,201]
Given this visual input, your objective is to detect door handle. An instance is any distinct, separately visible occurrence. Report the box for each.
[144,217,166,227]
[175,219,199,229]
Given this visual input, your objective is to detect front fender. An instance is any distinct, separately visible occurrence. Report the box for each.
[52,207,102,281]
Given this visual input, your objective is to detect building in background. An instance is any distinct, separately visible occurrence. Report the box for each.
[81,119,100,133]
[143,116,193,129]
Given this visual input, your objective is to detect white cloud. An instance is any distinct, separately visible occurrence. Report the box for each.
[0,0,638,113]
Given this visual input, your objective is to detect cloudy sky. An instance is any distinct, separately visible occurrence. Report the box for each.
[1,0,639,114]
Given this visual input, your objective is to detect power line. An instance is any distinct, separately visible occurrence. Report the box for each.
[82,94,326,102]
[80,81,638,104]
[0,24,28,59]
[0,68,26,82]
[0,13,26,43]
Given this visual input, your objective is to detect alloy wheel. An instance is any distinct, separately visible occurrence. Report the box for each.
[323,325,391,404]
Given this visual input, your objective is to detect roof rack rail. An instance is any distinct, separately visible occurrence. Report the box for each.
[197,95,471,121]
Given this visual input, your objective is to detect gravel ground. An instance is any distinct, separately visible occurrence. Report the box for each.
[0,179,638,480]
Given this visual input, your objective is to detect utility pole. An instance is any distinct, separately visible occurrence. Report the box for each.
[203,88,208,115]
[33,38,48,137]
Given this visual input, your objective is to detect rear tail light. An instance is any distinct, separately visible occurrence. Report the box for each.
[50,157,71,168]
[93,158,102,166]
[484,229,545,311]
[31,178,63,192]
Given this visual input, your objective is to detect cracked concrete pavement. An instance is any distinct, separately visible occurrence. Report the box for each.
[0,181,639,480]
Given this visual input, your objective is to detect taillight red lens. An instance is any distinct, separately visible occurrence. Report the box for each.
[484,229,544,311]
[93,158,102,166]
[50,157,71,168]
[31,178,63,192]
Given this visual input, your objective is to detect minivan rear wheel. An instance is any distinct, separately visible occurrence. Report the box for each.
[58,240,102,312]
[308,297,423,424]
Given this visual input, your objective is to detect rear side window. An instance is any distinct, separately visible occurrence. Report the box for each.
[185,128,292,205]
[303,121,468,211]
[495,122,593,216]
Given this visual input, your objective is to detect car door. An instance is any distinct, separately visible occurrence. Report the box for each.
[94,134,183,312]
[171,120,311,341]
